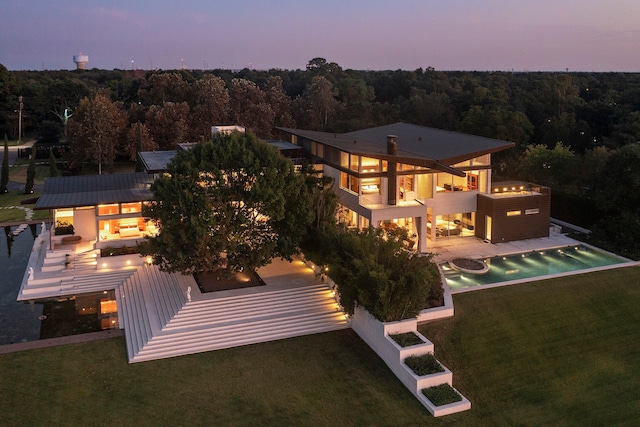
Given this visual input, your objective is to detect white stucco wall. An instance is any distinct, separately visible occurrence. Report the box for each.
[73,208,97,241]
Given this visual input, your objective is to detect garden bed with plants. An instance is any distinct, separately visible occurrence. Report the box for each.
[421,383,463,406]
[389,332,425,347]
[100,246,139,257]
[404,353,445,376]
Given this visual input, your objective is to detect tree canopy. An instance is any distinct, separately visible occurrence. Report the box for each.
[327,227,441,322]
[66,91,127,173]
[141,132,312,275]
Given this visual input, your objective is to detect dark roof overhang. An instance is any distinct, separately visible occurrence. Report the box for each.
[34,172,154,210]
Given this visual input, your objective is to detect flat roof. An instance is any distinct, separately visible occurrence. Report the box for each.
[278,122,514,165]
[138,151,178,173]
[34,172,154,210]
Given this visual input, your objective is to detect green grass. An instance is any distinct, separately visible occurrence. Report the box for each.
[9,160,50,185]
[0,191,49,222]
[2,268,640,425]
[420,266,640,425]
[0,330,437,427]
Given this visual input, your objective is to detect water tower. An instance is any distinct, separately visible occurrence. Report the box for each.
[73,53,89,70]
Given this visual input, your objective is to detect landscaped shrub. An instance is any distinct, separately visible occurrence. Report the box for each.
[327,227,442,322]
[404,353,444,376]
[54,221,74,235]
[101,246,139,257]
[422,383,462,406]
[389,332,424,347]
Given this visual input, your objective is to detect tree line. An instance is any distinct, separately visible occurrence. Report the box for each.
[3,59,640,152]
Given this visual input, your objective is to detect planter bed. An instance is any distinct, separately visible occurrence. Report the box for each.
[418,384,472,417]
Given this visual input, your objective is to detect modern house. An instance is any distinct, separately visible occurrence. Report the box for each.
[34,122,550,252]
[277,123,550,251]
[34,172,156,250]
[17,123,553,415]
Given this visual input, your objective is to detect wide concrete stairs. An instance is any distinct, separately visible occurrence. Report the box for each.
[118,264,349,363]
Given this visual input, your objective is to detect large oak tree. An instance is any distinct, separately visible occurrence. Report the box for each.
[66,91,127,174]
[142,131,312,275]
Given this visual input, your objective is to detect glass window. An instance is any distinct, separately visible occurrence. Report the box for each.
[360,178,380,194]
[340,172,349,189]
[507,210,522,216]
[525,208,540,215]
[98,204,119,216]
[349,154,359,172]
[121,202,142,214]
[437,173,453,192]
[350,176,359,193]
[340,151,349,168]
[360,157,379,173]
[55,208,74,231]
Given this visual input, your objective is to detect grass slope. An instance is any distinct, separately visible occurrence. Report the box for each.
[421,266,640,425]
[1,268,640,425]
[0,330,436,427]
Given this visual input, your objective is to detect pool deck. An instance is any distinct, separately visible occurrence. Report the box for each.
[430,231,640,294]
[427,231,583,264]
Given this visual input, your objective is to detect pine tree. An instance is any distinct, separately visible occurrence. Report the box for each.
[49,148,58,177]
[24,156,35,194]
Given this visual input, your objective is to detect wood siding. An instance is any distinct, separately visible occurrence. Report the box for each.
[476,192,551,243]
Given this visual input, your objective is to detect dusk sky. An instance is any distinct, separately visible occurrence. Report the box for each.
[2,0,639,72]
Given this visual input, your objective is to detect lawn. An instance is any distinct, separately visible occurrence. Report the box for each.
[0,330,436,427]
[1,268,640,426]
[0,191,49,222]
[420,266,640,425]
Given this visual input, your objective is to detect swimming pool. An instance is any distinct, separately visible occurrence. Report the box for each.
[442,245,629,291]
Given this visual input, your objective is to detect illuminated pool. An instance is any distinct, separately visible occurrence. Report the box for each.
[442,245,629,291]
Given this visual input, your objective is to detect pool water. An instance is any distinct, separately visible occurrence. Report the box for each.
[0,224,43,344]
[0,225,119,345]
[442,245,628,291]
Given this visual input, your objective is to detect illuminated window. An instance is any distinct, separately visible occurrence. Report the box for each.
[121,202,142,214]
[55,208,74,231]
[349,154,359,172]
[360,157,379,173]
[350,176,359,193]
[98,204,119,216]
[507,210,522,216]
[340,151,349,168]
[340,172,359,194]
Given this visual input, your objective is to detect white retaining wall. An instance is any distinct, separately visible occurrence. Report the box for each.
[351,307,471,417]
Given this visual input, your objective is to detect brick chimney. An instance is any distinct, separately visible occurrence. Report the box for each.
[387,135,397,205]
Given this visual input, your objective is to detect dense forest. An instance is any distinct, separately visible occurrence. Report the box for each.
[1,58,640,256]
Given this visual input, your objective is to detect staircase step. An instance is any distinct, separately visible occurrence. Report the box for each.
[132,313,348,362]
[164,299,341,331]
[98,261,349,363]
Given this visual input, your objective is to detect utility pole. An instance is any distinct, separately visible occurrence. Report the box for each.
[18,96,23,144]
